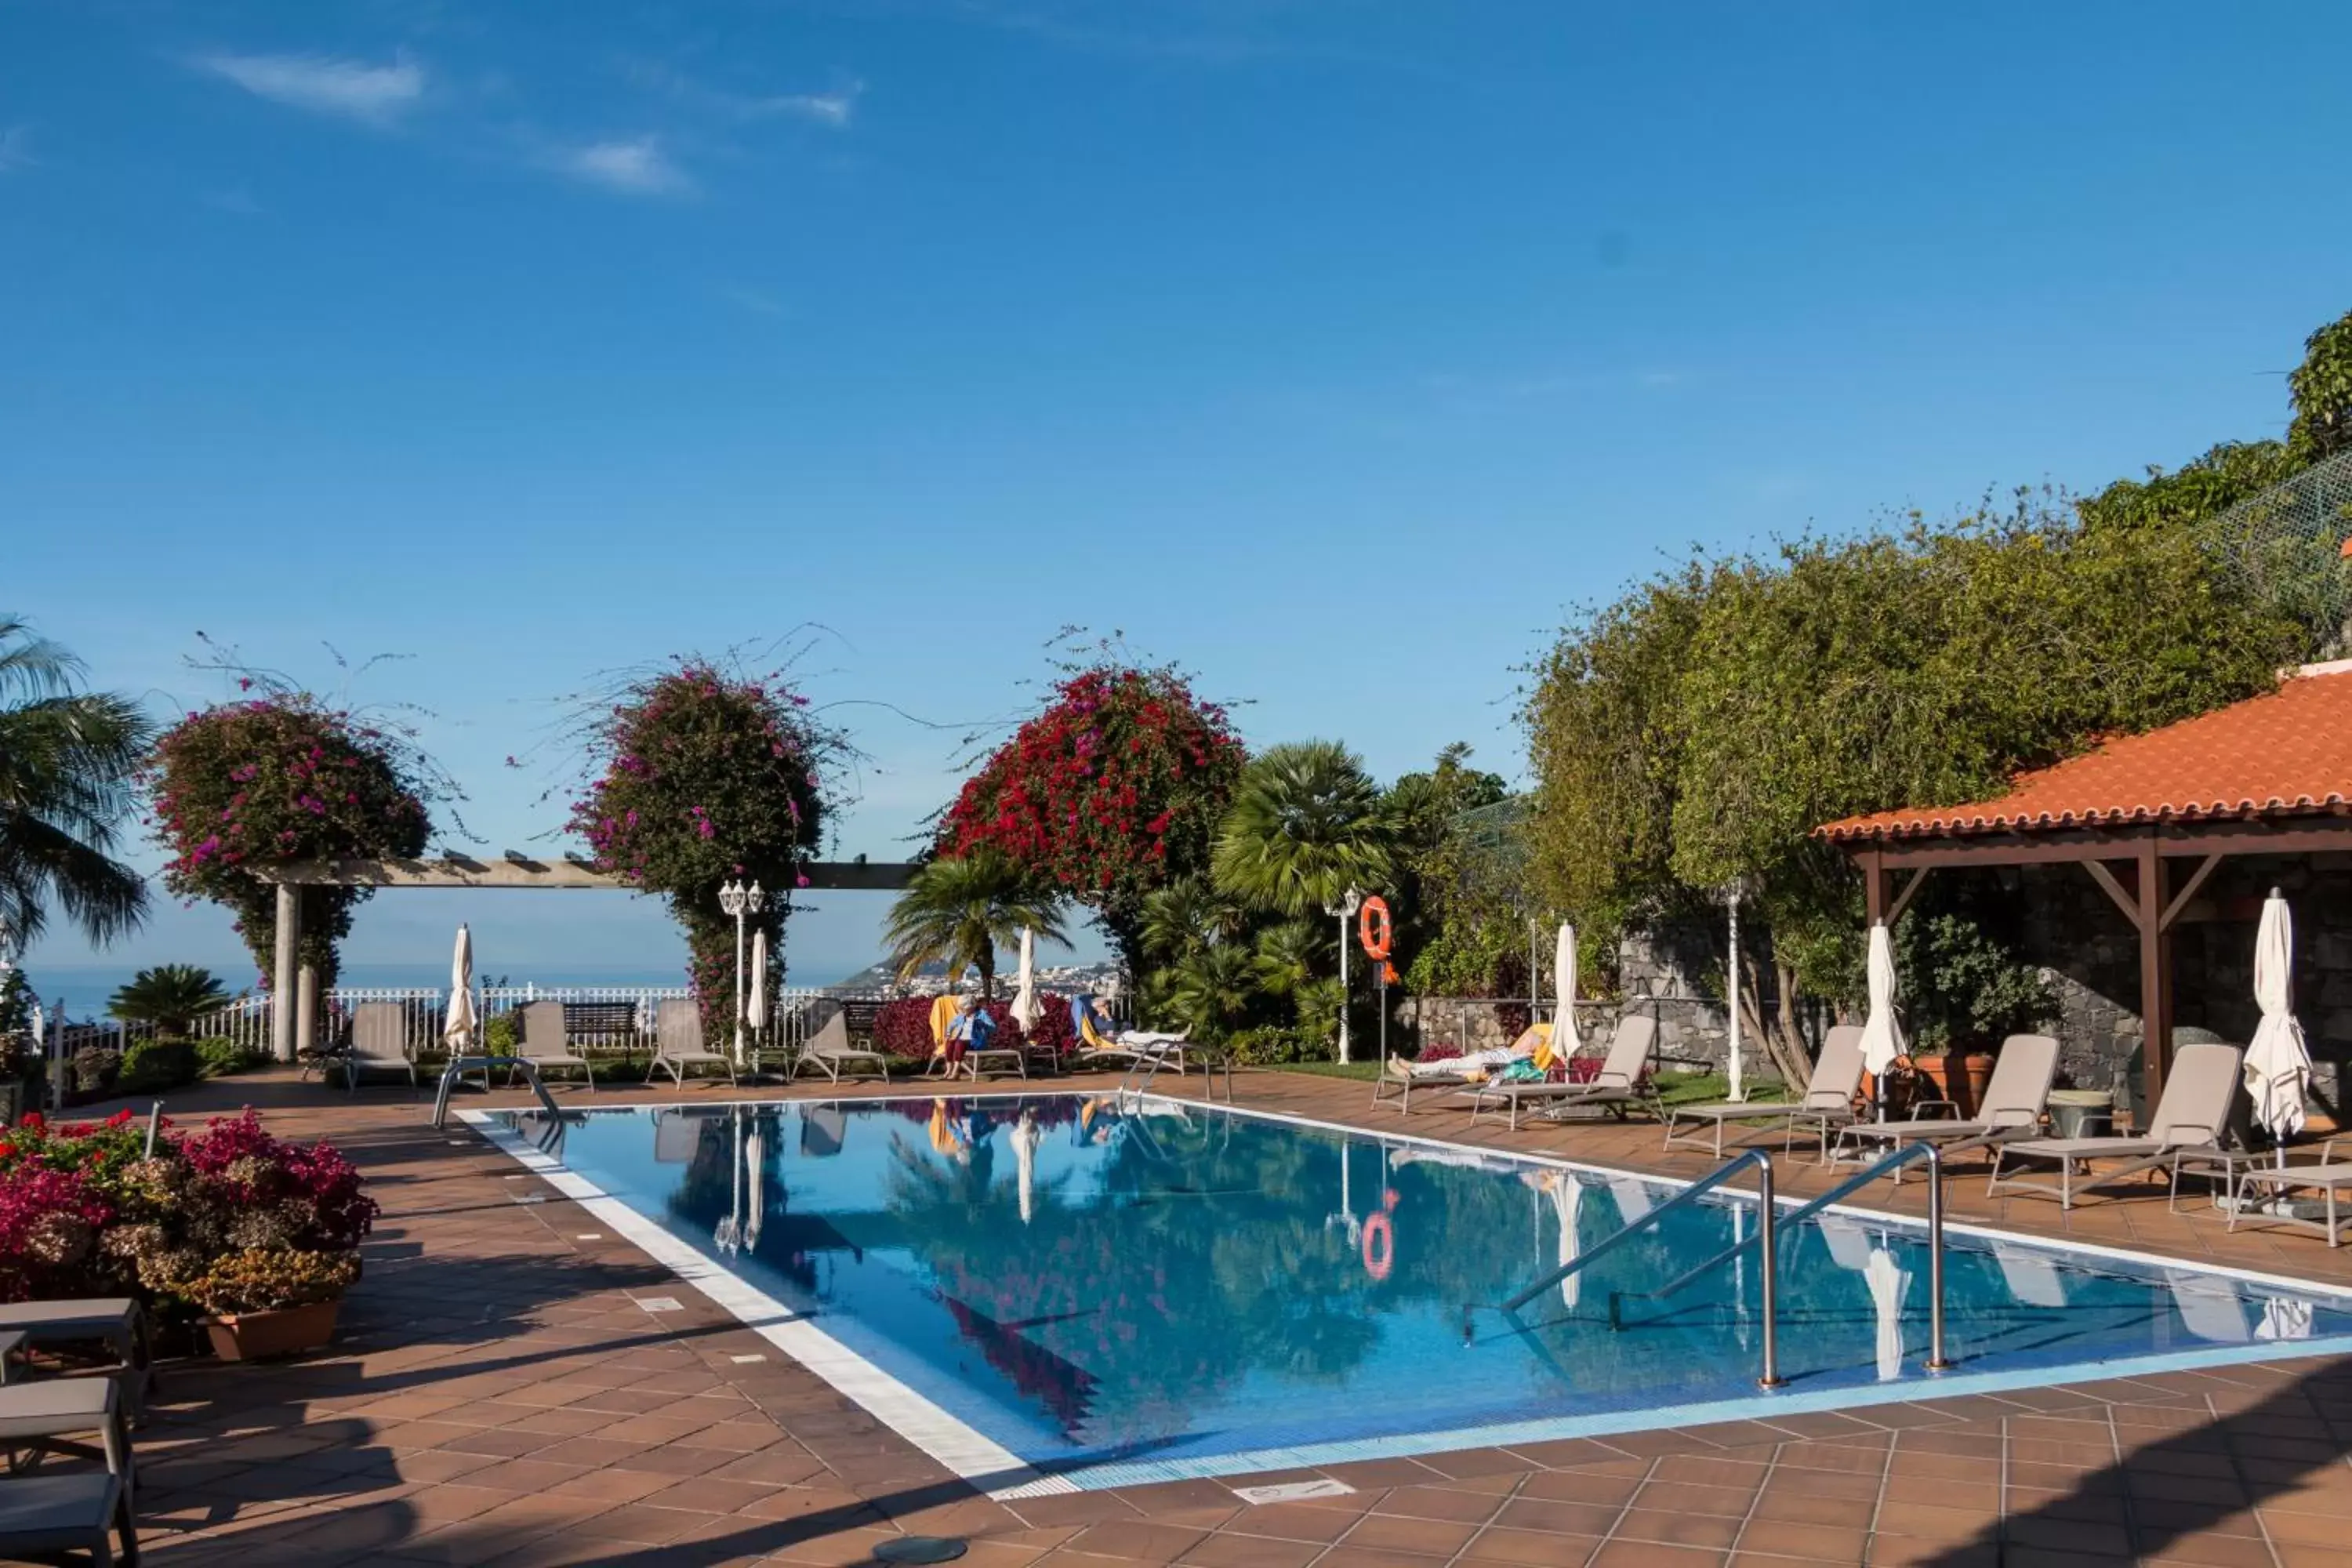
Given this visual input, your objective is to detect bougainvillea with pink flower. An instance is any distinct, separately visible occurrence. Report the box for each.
[940,664,1245,974]
[144,695,432,987]
[568,662,833,1028]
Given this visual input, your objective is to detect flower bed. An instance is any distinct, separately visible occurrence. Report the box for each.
[0,1109,377,1326]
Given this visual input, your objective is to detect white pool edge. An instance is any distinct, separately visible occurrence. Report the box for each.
[460,1091,2352,1494]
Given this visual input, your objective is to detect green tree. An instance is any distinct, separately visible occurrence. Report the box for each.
[1526,496,2298,1079]
[2288,307,2352,462]
[0,619,153,952]
[883,850,1071,1002]
[1211,741,1393,919]
[107,964,229,1035]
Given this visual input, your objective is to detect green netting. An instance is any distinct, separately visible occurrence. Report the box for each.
[2199,445,2352,656]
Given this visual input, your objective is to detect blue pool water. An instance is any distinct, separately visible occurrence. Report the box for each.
[491,1095,2352,1479]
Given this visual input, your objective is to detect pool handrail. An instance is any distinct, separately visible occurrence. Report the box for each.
[431,1054,564,1128]
[1610,1139,1954,1376]
[1494,1148,1781,1387]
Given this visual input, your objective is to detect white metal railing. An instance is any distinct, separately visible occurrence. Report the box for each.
[23,978,1131,1076]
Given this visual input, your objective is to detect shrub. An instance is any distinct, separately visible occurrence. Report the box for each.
[147,1246,359,1317]
[119,1039,200,1096]
[870,995,1078,1061]
[1225,1026,1328,1065]
[483,1014,519,1054]
[69,1047,120,1098]
[0,1108,376,1314]
[194,1037,267,1078]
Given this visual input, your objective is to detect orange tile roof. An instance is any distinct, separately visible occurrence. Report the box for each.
[1817,662,2352,844]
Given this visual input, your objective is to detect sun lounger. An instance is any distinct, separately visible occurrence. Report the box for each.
[2220,1136,2352,1247]
[1986,1042,2243,1209]
[651,999,738,1088]
[1461,1016,1659,1131]
[1661,1025,1867,1160]
[0,1471,136,1568]
[1834,1033,2060,1178]
[1372,1022,1551,1114]
[787,1002,892,1083]
[513,1001,594,1089]
[343,1001,417,1092]
[1078,1033,1188,1075]
[0,1377,133,1501]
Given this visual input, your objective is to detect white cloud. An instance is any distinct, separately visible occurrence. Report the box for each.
[195,50,426,125]
[626,60,862,129]
[0,126,33,173]
[763,85,862,129]
[553,136,692,197]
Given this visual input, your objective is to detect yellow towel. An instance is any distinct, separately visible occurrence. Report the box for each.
[1526,1021,1559,1073]
[928,995,962,1058]
[1080,1010,1114,1052]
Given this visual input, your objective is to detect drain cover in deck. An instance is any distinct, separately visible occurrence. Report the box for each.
[874,1537,967,1563]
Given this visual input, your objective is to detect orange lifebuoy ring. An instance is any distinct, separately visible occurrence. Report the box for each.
[1357,896,1393,960]
[1361,1212,1394,1282]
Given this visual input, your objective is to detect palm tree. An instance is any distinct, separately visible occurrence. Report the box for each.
[1250,920,1319,1000]
[108,964,229,1035]
[0,619,152,953]
[1139,874,1243,964]
[883,849,1070,1001]
[1211,739,1394,918]
[1165,941,1258,1043]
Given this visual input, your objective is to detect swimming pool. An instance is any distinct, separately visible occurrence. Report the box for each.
[472,1094,2352,1493]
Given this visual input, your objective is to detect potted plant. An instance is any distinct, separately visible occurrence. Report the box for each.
[159,1247,359,1360]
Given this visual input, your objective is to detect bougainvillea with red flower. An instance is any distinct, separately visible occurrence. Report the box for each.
[568,662,834,1027]
[145,695,432,988]
[940,665,1244,973]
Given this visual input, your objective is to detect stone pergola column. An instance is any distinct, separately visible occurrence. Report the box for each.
[270,883,302,1062]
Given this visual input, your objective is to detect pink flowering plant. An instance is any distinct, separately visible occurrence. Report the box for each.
[568,661,839,1029]
[144,694,434,986]
[0,1109,378,1319]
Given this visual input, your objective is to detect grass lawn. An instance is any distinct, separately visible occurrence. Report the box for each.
[1271,1060,1385,1081]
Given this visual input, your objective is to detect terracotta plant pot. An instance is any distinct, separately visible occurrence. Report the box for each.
[1914,1052,1998,1117]
[203,1298,343,1362]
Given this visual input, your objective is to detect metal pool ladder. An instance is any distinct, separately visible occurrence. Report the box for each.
[430,1054,565,1130]
[1483,1141,1953,1390]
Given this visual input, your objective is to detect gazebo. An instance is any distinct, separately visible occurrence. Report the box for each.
[1815,660,2352,1102]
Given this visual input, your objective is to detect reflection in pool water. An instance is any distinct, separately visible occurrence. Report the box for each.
[498,1095,2352,1474]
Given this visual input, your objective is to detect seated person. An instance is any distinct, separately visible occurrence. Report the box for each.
[946,995,996,1065]
[1399,1020,1554,1080]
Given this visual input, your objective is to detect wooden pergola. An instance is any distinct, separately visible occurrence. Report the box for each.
[1817,662,2352,1100]
[250,854,919,1062]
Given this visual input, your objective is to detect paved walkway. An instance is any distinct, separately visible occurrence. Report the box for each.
[71,1068,2352,1567]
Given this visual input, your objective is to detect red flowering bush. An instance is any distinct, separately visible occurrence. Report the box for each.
[942,666,1245,974]
[0,1109,376,1317]
[146,695,431,986]
[570,664,830,1029]
[869,996,1078,1061]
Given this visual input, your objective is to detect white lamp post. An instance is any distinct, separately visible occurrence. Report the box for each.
[1326,887,1363,1065]
[1721,880,1748,1103]
[718,879,765,1065]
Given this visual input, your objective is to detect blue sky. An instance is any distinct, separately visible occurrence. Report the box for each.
[7,0,2350,994]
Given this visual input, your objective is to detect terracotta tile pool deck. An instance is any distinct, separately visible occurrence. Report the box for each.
[91,1068,2352,1568]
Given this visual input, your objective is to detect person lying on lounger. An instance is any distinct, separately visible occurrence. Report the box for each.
[1399,1021,1555,1080]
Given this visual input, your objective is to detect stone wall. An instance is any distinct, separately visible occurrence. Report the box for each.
[1394,920,1755,1077]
